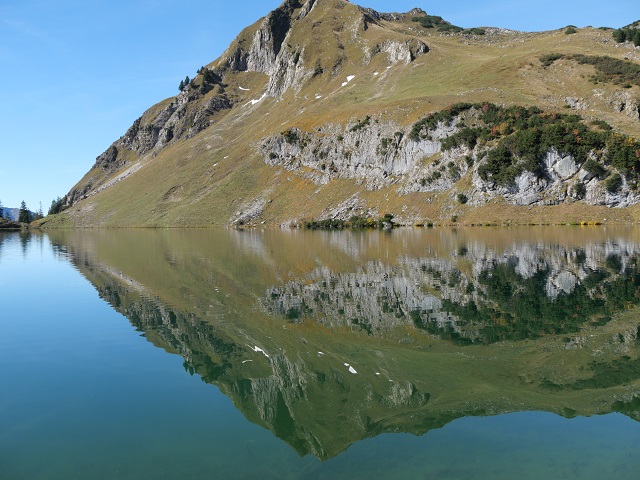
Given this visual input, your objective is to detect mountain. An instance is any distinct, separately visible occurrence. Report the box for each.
[2,208,19,221]
[42,0,640,228]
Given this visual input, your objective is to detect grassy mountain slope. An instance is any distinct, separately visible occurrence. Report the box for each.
[40,0,640,227]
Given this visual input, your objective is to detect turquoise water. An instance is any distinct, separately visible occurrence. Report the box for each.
[1,229,640,479]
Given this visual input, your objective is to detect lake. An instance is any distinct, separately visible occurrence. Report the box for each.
[1,227,640,479]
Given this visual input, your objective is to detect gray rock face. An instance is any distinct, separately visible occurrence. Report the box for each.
[91,86,231,174]
[259,111,640,210]
[609,91,640,120]
[224,0,317,98]
[366,39,429,65]
[261,119,455,191]
[565,97,588,110]
[224,0,427,98]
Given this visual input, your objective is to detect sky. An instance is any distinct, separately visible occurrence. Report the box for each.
[0,0,637,211]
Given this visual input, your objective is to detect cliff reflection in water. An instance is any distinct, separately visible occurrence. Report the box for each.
[50,227,640,459]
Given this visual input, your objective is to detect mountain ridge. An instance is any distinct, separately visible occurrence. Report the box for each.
[41,0,640,228]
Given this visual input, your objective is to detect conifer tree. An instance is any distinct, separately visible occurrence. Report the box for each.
[18,200,31,223]
[613,29,626,43]
[34,202,44,221]
[179,80,185,91]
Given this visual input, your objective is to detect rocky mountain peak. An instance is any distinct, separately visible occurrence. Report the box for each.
[220,0,428,98]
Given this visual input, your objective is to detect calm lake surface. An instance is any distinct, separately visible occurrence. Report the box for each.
[2,227,640,479]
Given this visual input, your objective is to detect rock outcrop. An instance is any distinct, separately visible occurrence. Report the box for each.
[609,91,640,120]
[260,106,640,211]
[223,0,318,97]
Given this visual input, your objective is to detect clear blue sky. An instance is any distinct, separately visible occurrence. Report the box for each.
[0,0,636,211]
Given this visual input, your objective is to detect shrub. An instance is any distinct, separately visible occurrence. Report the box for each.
[411,101,638,189]
[457,193,468,204]
[606,134,640,175]
[349,115,371,132]
[282,129,300,144]
[478,145,520,185]
[613,27,640,46]
[565,26,578,35]
[412,15,448,29]
[441,127,483,151]
[582,158,607,177]
[604,173,623,193]
[570,54,640,87]
[540,53,564,67]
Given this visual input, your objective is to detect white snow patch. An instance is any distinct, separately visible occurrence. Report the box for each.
[242,360,253,364]
[373,71,379,76]
[375,372,381,376]
[239,86,250,91]
[247,93,267,106]
[318,352,324,356]
[315,94,322,99]
[344,362,357,374]
[249,345,269,358]
[341,75,355,87]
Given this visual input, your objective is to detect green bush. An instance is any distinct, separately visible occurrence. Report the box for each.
[540,53,564,67]
[349,115,371,132]
[606,134,640,174]
[411,15,448,29]
[441,127,484,151]
[604,173,623,193]
[613,27,640,46]
[282,129,300,144]
[565,26,578,34]
[457,193,468,204]
[411,102,637,188]
[582,158,607,178]
[538,53,640,87]
[478,144,520,185]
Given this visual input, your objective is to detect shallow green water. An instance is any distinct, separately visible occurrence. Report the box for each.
[1,228,640,479]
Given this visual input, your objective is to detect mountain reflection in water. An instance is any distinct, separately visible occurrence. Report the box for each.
[48,227,640,459]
